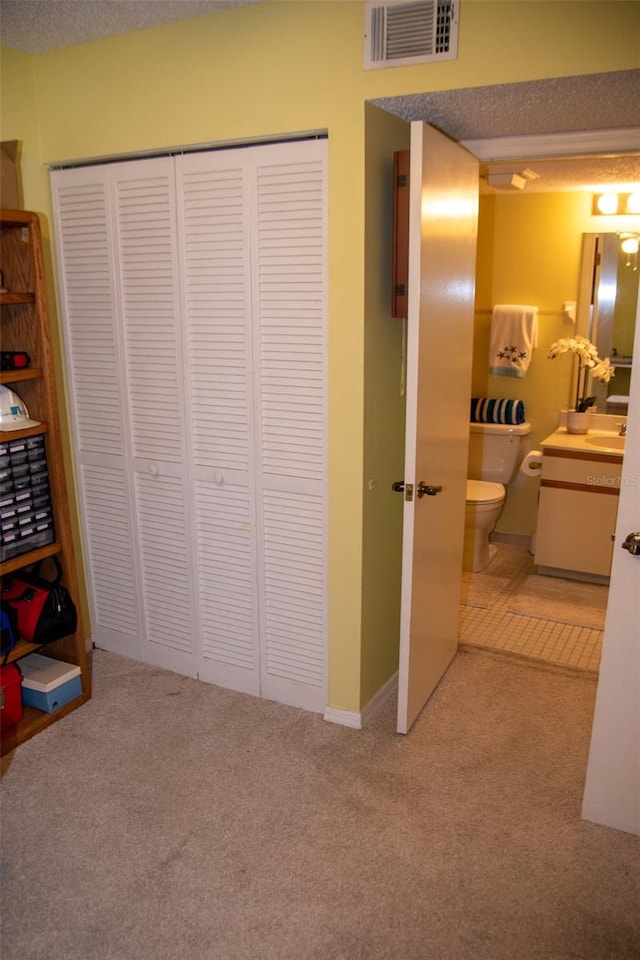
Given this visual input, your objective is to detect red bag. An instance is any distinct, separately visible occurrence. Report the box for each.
[1,557,77,647]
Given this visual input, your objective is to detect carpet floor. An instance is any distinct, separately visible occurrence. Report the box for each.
[1,649,639,960]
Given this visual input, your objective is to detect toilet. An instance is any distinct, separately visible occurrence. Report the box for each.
[463,421,531,572]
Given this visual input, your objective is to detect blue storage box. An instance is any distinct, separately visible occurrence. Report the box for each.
[20,653,82,714]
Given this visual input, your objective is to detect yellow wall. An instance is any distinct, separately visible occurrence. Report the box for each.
[362,104,410,706]
[1,0,639,712]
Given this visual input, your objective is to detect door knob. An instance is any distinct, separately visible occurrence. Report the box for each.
[416,482,442,499]
[621,532,640,556]
[392,480,414,502]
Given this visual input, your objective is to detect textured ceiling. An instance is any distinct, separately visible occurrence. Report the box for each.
[374,71,640,193]
[0,0,261,53]
[373,72,640,140]
[1,4,638,194]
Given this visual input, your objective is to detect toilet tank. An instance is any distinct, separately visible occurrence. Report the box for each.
[468,422,531,483]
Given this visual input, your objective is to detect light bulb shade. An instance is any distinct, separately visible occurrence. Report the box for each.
[595,193,619,215]
[621,235,639,255]
[626,191,640,214]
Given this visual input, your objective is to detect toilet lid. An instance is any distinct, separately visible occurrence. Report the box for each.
[466,479,505,504]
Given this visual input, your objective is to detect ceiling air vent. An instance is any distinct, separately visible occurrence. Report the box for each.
[364,0,458,69]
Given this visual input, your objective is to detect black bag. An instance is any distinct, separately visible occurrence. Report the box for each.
[0,556,77,647]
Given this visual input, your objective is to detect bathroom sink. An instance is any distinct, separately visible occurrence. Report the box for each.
[584,435,626,452]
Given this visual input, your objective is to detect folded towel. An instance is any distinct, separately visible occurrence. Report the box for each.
[489,304,538,379]
[471,397,526,425]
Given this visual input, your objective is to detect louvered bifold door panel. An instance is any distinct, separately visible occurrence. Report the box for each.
[191,479,259,694]
[80,464,143,659]
[51,168,141,657]
[112,160,185,464]
[252,140,328,712]
[132,469,197,675]
[110,159,196,674]
[175,153,259,692]
[51,170,126,457]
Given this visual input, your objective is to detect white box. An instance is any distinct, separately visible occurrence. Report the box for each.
[20,653,82,713]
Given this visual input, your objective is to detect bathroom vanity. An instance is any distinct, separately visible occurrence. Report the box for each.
[534,419,625,581]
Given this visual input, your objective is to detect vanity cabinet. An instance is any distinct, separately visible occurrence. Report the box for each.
[534,447,622,579]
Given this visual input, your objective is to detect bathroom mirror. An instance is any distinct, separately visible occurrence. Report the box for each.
[579,232,639,414]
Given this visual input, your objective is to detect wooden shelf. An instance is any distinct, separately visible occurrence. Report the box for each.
[0,422,48,442]
[1,208,90,756]
[0,539,63,577]
[0,368,43,384]
[1,691,91,754]
[1,292,35,306]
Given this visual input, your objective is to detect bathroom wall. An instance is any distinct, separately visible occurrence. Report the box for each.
[471,190,602,539]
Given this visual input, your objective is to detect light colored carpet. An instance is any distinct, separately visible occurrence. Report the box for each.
[1,648,639,960]
[507,574,608,630]
[460,572,510,608]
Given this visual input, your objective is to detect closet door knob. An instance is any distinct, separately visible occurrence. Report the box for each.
[149,464,159,477]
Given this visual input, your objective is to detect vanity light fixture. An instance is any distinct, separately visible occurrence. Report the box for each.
[620,232,639,271]
[620,234,639,256]
[593,191,640,216]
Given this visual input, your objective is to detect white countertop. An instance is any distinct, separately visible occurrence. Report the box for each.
[540,427,625,457]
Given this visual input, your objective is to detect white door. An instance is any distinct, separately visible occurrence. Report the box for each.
[52,140,328,714]
[582,291,640,836]
[397,123,479,734]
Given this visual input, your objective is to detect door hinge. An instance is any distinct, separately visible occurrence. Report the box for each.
[396,174,408,188]
[395,283,406,296]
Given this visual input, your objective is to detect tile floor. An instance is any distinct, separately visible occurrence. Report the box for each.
[459,542,604,676]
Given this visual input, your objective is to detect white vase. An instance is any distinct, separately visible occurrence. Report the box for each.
[566,410,592,435]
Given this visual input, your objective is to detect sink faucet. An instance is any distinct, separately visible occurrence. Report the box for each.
[618,422,627,436]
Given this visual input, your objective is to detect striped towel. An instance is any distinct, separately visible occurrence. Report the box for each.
[470,397,525,425]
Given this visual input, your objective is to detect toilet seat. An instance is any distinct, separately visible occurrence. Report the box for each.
[466,479,504,505]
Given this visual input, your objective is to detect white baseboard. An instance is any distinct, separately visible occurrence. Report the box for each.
[324,671,398,730]
[323,706,362,729]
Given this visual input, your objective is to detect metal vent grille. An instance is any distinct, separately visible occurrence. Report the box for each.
[364,0,458,69]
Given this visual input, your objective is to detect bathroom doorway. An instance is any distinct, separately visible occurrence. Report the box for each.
[371,71,639,714]
[457,159,638,677]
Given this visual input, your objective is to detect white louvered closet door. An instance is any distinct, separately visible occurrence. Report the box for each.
[110,159,197,677]
[51,166,143,661]
[250,142,328,713]
[175,154,260,696]
[53,159,198,678]
[53,138,327,713]
[175,139,327,711]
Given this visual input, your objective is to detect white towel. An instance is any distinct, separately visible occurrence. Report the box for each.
[489,304,538,379]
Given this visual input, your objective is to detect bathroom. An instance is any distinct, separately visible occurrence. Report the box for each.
[461,166,639,672]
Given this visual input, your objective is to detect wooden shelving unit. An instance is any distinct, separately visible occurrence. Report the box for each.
[1,209,90,754]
